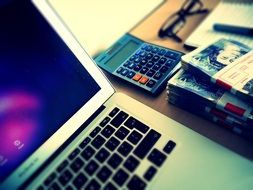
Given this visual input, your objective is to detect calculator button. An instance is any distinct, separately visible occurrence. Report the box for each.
[151,47,159,53]
[123,61,130,67]
[158,49,166,55]
[134,57,141,63]
[160,66,169,73]
[146,69,156,77]
[164,51,180,60]
[165,58,176,67]
[140,59,148,65]
[139,51,147,57]
[146,80,156,88]
[128,63,136,69]
[140,67,149,74]
[127,71,136,79]
[145,45,153,51]
[121,69,129,76]
[153,72,163,80]
[146,53,153,59]
[152,55,160,62]
[130,55,137,61]
[152,64,162,71]
[134,64,142,72]
[139,76,149,84]
[141,44,147,50]
[116,67,124,74]
[133,73,142,81]
[146,62,155,68]
[158,57,167,64]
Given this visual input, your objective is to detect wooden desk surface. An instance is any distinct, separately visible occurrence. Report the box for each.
[105,0,253,160]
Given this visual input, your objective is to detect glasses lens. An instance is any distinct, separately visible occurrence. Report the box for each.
[159,14,185,38]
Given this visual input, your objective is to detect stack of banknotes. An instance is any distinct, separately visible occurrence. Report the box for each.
[167,39,253,140]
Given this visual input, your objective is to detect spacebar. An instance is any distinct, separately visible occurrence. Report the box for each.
[133,129,161,159]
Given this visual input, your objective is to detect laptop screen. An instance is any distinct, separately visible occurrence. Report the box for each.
[0,1,101,182]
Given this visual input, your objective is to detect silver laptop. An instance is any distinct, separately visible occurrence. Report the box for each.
[0,1,252,190]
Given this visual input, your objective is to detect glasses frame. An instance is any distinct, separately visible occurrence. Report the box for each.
[158,0,208,42]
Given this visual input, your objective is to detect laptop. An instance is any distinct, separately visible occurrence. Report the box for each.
[0,1,252,189]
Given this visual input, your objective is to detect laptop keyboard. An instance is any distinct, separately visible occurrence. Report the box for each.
[37,107,176,190]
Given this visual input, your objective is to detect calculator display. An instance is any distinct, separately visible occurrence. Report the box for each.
[105,40,139,71]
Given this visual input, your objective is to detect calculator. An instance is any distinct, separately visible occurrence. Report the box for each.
[95,33,184,94]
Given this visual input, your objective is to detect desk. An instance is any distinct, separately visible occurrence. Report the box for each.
[104,0,253,160]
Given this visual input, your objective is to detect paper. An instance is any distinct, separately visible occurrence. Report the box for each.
[48,0,164,56]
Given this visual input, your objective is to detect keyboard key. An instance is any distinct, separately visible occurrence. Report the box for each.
[84,160,99,175]
[163,140,176,154]
[151,47,159,53]
[100,117,111,127]
[123,61,130,67]
[79,136,91,149]
[95,148,110,163]
[113,168,129,187]
[148,148,167,167]
[89,126,101,138]
[85,179,100,190]
[48,182,60,190]
[139,76,149,84]
[127,175,146,190]
[109,107,120,117]
[129,55,137,61]
[105,137,120,151]
[104,182,117,190]
[145,45,153,52]
[97,165,112,182]
[72,172,87,189]
[134,57,141,63]
[101,125,115,138]
[117,141,133,157]
[146,79,156,88]
[68,148,80,160]
[132,73,142,82]
[57,160,69,173]
[133,129,161,159]
[115,126,130,140]
[107,153,123,169]
[58,169,73,186]
[124,117,150,134]
[139,51,147,57]
[144,166,157,181]
[81,145,95,161]
[153,72,163,80]
[145,53,153,59]
[110,111,129,128]
[91,135,106,149]
[65,186,73,190]
[70,157,84,172]
[123,155,140,172]
[127,130,143,145]
[44,172,56,186]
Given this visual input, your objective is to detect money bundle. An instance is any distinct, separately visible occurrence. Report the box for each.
[167,69,253,140]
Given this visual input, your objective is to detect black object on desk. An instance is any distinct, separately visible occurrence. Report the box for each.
[95,33,184,94]
[213,23,253,37]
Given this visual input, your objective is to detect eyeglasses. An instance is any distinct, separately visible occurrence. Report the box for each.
[158,0,208,42]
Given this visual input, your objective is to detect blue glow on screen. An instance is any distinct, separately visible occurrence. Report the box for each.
[0,1,101,182]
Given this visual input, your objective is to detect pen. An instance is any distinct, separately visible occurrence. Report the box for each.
[213,23,253,36]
